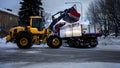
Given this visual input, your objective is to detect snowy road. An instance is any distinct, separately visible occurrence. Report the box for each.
[0,46,120,63]
[0,37,120,68]
[0,45,120,68]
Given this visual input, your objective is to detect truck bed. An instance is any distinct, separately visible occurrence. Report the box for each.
[83,33,102,37]
[61,33,102,40]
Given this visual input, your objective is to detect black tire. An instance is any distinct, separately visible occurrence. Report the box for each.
[47,35,62,48]
[68,39,75,47]
[68,39,80,48]
[16,31,33,49]
[79,40,89,48]
[90,39,98,48]
[79,44,88,48]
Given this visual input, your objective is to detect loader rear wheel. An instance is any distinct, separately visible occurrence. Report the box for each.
[16,31,33,49]
[47,35,62,48]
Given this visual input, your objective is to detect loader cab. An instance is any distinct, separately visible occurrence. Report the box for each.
[30,16,45,31]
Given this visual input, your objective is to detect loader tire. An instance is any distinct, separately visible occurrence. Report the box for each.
[16,31,33,49]
[47,35,62,48]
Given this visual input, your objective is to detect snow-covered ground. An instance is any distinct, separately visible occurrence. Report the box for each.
[0,37,48,48]
[97,36,120,51]
[0,36,120,68]
[0,38,17,48]
[0,36,120,53]
[98,36,120,45]
[0,62,120,68]
[18,62,120,68]
[0,36,120,50]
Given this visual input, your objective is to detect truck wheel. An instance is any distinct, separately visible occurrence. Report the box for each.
[79,40,89,48]
[16,31,33,49]
[90,39,98,48]
[80,44,88,48]
[73,40,80,48]
[68,39,74,47]
[47,35,62,48]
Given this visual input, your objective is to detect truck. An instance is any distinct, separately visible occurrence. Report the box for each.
[54,22,102,48]
[6,5,80,49]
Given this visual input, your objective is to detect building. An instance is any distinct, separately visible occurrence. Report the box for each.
[0,8,18,38]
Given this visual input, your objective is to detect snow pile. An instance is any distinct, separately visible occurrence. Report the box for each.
[0,37,48,48]
[96,36,120,51]
[0,36,120,49]
[0,37,17,48]
[0,37,6,43]
[98,36,120,45]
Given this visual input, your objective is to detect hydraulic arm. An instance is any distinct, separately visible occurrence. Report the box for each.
[49,5,80,31]
[49,11,65,30]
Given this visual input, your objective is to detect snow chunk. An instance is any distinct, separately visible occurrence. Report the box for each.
[0,37,17,48]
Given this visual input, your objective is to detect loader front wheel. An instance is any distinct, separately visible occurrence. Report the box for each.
[47,35,62,48]
[16,31,33,49]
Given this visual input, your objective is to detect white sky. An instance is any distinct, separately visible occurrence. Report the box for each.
[0,0,21,13]
[42,0,93,17]
[0,0,94,17]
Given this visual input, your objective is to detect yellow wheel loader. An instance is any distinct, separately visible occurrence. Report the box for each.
[6,5,80,49]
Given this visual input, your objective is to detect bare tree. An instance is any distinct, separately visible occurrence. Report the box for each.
[86,0,107,36]
[106,0,120,37]
[86,0,120,37]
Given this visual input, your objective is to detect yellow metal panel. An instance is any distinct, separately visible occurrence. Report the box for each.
[6,35,11,42]
[33,35,40,44]
[9,26,25,38]
[29,27,46,34]
[30,16,42,18]
[42,36,47,44]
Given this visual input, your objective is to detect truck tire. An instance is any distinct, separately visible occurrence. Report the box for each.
[90,39,98,48]
[68,39,74,47]
[47,35,62,48]
[79,40,89,48]
[16,31,33,49]
[79,44,88,48]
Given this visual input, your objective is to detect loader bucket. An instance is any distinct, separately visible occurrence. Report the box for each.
[63,6,80,23]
